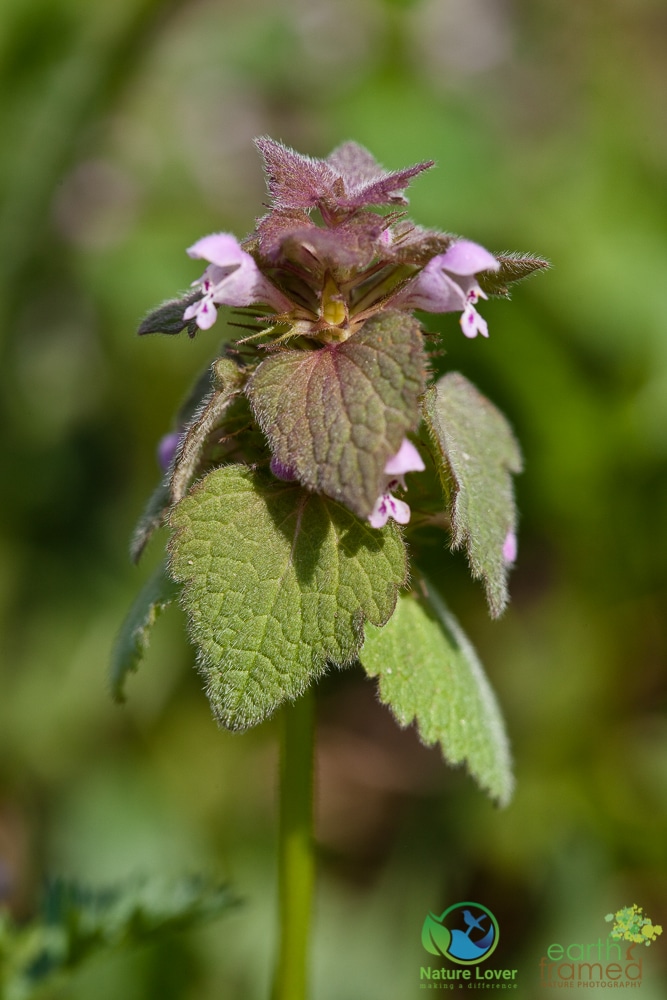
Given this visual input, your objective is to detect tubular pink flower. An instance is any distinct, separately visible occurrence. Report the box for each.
[390,239,499,338]
[183,232,291,330]
[368,438,425,529]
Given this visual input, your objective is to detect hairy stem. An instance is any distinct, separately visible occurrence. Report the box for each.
[271,688,315,1000]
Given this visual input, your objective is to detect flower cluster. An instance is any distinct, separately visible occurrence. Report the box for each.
[139,138,546,546]
[142,138,543,533]
[183,139,501,348]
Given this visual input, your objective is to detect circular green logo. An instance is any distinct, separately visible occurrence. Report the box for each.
[422,902,499,964]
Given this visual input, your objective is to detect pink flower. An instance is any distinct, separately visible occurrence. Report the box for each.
[183,233,291,330]
[369,492,411,529]
[369,439,425,529]
[391,240,499,338]
[502,530,517,564]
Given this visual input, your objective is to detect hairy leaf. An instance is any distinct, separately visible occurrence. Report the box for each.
[385,221,455,266]
[255,135,338,210]
[360,584,513,806]
[137,292,201,337]
[169,465,407,730]
[254,136,433,212]
[110,564,179,701]
[130,477,171,563]
[273,213,388,273]
[169,358,246,504]
[478,252,550,297]
[422,373,522,617]
[130,359,244,563]
[246,310,426,519]
[326,140,434,207]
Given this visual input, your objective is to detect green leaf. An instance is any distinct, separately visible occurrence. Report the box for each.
[137,292,201,337]
[1,876,237,1000]
[421,912,451,957]
[110,564,179,702]
[422,373,522,617]
[360,584,513,806]
[130,477,171,564]
[169,358,246,505]
[245,310,426,519]
[168,465,407,731]
[130,358,248,563]
[478,252,550,298]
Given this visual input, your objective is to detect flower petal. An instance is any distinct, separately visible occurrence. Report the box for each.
[384,438,425,476]
[209,260,260,307]
[184,297,218,330]
[392,259,467,312]
[438,240,499,276]
[186,232,247,268]
[369,495,390,529]
[460,303,489,338]
[186,234,291,312]
[368,492,411,529]
[385,494,411,525]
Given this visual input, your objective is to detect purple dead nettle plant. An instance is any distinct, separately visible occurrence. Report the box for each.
[116,134,549,790]
[112,137,547,998]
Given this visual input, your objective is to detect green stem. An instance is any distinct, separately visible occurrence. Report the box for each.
[272,688,316,1000]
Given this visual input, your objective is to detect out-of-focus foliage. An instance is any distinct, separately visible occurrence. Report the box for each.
[0,0,666,997]
[0,876,236,1000]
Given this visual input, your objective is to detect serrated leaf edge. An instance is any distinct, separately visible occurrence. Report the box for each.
[168,466,408,730]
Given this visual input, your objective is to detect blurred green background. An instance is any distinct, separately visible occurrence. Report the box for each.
[1,0,666,996]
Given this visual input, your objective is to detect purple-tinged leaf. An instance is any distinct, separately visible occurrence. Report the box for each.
[345,162,434,207]
[246,310,427,519]
[382,221,455,266]
[326,141,388,188]
[327,140,434,207]
[255,136,433,213]
[254,136,338,209]
[280,218,389,275]
[255,208,313,260]
[256,209,387,273]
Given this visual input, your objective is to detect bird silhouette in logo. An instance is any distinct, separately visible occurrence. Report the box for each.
[462,909,487,937]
